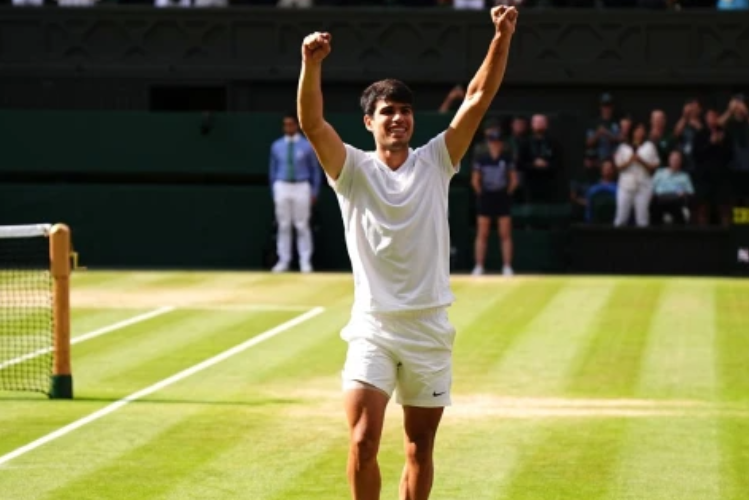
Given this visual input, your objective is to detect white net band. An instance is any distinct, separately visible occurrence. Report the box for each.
[0,224,52,240]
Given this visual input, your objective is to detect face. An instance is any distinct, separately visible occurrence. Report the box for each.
[283,117,298,137]
[487,139,504,157]
[633,124,647,143]
[531,115,547,134]
[669,151,682,170]
[651,110,666,130]
[601,160,615,181]
[512,118,527,136]
[364,100,414,152]
[600,104,613,120]
[706,109,720,128]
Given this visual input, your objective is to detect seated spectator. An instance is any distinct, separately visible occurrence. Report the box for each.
[614,121,660,227]
[585,158,618,224]
[651,150,695,225]
[520,114,559,203]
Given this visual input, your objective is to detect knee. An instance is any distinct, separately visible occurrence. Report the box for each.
[350,430,380,467]
[293,220,308,232]
[277,220,292,231]
[404,433,436,466]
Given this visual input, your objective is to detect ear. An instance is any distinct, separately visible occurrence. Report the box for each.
[363,114,373,132]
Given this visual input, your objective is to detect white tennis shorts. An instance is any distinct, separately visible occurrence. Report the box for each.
[340,307,456,407]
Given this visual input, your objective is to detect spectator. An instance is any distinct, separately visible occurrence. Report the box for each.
[570,150,601,222]
[472,116,502,158]
[673,98,704,173]
[586,93,621,162]
[585,158,618,223]
[651,150,695,225]
[520,114,559,202]
[719,94,749,203]
[614,121,660,227]
[649,109,675,166]
[507,115,529,200]
[694,108,733,226]
[438,84,465,115]
[471,131,518,277]
[268,112,321,273]
[278,0,313,6]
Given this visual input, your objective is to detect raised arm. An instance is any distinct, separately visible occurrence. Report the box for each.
[444,7,518,167]
[297,32,347,181]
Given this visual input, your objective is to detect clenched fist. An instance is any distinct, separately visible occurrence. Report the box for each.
[491,6,518,37]
[302,32,332,63]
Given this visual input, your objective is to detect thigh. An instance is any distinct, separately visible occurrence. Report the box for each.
[390,310,456,408]
[344,383,390,443]
[291,183,311,224]
[273,182,292,222]
[476,215,491,236]
[341,322,399,398]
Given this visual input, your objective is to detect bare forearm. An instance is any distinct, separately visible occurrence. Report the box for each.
[297,61,325,134]
[465,35,512,107]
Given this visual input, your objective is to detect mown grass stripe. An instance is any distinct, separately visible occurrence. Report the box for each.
[607,281,722,500]
[566,280,664,398]
[716,282,749,500]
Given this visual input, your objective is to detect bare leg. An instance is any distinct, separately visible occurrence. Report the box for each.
[398,406,445,500]
[473,216,491,271]
[498,216,513,269]
[344,385,390,500]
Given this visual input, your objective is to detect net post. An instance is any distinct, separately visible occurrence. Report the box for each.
[49,223,73,399]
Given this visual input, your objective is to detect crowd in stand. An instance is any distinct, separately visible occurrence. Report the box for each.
[6,0,747,9]
[572,93,749,227]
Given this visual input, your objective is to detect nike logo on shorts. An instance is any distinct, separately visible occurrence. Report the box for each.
[432,391,446,397]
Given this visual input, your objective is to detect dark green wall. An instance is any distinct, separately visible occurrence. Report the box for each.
[0,110,567,272]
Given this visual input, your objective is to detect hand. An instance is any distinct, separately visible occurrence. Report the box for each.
[534,158,548,169]
[683,103,692,118]
[302,32,332,64]
[491,6,518,38]
[448,85,465,101]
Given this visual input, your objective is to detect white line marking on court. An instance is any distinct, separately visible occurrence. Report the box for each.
[0,306,325,468]
[0,307,176,372]
[179,304,316,312]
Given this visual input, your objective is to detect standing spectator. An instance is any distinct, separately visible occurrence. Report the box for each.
[438,84,466,115]
[649,109,674,166]
[507,115,529,201]
[673,98,704,173]
[586,93,621,162]
[651,150,695,225]
[471,131,518,277]
[614,121,660,227]
[719,94,749,203]
[570,150,601,222]
[268,112,321,273]
[521,114,559,202]
[694,108,733,226]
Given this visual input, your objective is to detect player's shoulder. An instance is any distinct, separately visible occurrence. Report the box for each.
[412,131,448,159]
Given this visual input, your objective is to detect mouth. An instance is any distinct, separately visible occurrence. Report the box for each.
[388,127,407,138]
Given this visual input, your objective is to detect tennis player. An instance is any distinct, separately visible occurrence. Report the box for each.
[297,7,518,500]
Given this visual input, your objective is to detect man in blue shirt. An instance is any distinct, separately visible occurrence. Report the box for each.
[269,112,321,273]
[651,149,695,225]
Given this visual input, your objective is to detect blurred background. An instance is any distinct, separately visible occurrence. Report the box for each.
[0,0,748,278]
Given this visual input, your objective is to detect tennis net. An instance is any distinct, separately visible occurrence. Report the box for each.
[0,223,72,398]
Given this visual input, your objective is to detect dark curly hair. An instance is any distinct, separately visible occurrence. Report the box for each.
[360,79,414,116]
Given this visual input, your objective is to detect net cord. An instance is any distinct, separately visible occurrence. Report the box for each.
[0,224,52,239]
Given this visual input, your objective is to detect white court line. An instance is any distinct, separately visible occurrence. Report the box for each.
[0,307,176,372]
[0,306,325,468]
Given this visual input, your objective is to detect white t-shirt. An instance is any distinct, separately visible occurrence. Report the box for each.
[327,132,459,314]
[614,141,659,190]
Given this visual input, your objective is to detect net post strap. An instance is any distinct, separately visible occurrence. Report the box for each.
[0,224,52,239]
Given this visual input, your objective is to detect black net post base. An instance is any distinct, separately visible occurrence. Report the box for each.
[50,374,73,399]
[0,224,54,396]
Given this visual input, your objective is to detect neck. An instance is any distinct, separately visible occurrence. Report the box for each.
[377,146,410,170]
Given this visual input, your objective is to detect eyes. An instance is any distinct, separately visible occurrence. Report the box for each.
[378,106,412,117]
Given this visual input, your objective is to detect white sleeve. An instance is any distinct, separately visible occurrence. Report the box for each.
[326,144,367,197]
[614,144,632,169]
[421,131,460,178]
[640,142,660,166]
